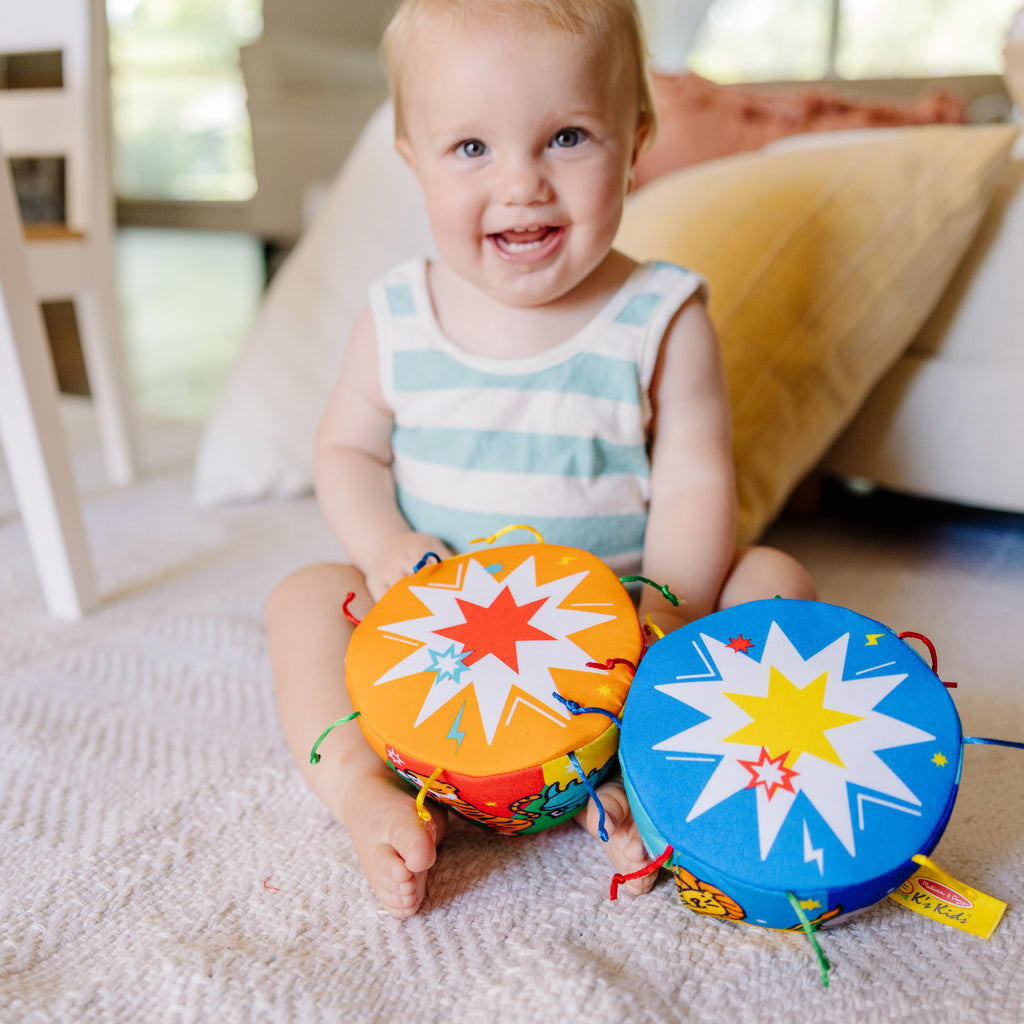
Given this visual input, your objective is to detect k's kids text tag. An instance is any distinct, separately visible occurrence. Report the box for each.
[889,856,1006,939]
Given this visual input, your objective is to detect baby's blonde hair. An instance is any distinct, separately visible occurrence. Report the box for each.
[381,0,657,145]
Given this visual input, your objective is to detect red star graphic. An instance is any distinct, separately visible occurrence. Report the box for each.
[726,635,754,653]
[738,747,799,800]
[435,587,554,673]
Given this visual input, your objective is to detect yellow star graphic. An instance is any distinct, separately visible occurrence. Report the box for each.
[724,667,863,769]
[800,899,821,911]
[932,752,948,767]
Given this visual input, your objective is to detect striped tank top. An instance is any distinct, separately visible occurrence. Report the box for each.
[372,257,707,575]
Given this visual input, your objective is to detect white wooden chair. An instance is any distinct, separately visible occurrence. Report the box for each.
[0,0,136,486]
[0,138,97,618]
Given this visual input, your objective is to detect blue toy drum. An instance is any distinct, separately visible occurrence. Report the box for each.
[619,599,962,930]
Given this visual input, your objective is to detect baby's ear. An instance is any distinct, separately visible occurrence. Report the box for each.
[631,117,652,167]
[622,126,647,194]
[395,136,415,170]
[626,123,650,195]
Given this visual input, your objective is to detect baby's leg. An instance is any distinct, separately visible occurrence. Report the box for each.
[266,563,446,917]
[576,779,657,895]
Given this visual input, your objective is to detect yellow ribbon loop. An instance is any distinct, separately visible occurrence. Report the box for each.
[416,765,445,824]
[469,524,544,546]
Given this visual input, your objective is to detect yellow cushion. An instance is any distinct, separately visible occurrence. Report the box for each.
[616,124,1018,544]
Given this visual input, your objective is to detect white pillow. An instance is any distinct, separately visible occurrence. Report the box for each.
[192,101,434,506]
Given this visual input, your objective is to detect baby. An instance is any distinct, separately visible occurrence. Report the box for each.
[266,0,816,918]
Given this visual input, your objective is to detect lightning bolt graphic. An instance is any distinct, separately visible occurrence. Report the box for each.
[447,701,468,752]
[803,821,825,875]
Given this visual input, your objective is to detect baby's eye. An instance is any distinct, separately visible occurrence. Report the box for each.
[456,139,487,158]
[551,128,585,149]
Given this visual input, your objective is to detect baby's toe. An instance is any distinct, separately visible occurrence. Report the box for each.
[575,785,619,840]
[370,843,422,917]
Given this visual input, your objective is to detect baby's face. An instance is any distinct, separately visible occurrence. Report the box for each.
[396,15,644,310]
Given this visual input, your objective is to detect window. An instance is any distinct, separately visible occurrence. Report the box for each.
[836,0,1020,78]
[106,0,262,202]
[675,0,1021,82]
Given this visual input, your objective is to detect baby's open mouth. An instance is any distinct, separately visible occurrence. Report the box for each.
[489,225,564,259]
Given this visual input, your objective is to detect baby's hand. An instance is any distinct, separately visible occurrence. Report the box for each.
[365,532,453,601]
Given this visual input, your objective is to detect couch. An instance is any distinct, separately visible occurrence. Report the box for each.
[195,75,1023,544]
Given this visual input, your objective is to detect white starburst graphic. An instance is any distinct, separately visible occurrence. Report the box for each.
[655,622,935,863]
[375,556,613,744]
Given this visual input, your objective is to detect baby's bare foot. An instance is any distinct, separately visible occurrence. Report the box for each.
[576,779,658,896]
[343,772,447,917]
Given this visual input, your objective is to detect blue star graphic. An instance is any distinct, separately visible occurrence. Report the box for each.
[484,563,504,575]
[426,643,472,685]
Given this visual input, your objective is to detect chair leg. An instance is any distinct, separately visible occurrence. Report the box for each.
[75,262,137,485]
[0,157,98,618]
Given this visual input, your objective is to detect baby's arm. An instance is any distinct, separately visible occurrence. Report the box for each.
[588,296,814,893]
[580,297,736,893]
[268,308,451,917]
[640,297,737,634]
[314,308,452,597]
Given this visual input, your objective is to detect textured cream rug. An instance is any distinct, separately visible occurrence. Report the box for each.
[2,403,1022,1023]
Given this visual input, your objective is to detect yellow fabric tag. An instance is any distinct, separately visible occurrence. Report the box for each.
[888,856,1007,939]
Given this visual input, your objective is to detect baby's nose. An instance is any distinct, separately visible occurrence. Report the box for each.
[499,158,553,204]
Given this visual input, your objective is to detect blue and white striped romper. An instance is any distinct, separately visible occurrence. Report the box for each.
[371,257,707,575]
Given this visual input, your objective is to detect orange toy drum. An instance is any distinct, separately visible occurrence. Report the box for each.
[344,540,644,833]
